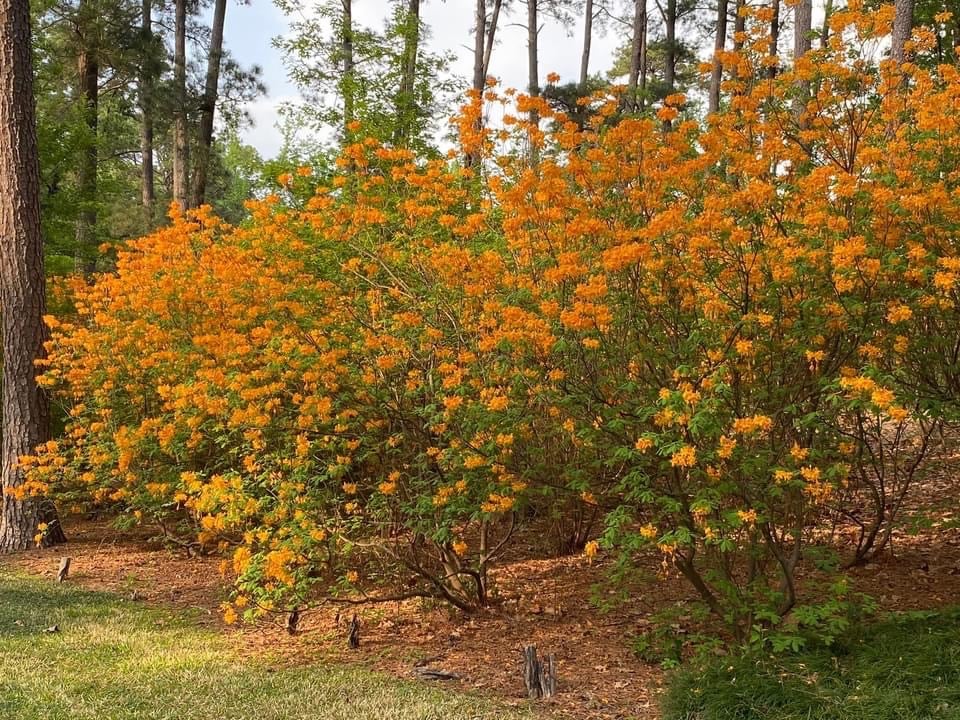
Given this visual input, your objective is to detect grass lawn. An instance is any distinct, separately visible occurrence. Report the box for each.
[664,607,960,720]
[0,570,529,720]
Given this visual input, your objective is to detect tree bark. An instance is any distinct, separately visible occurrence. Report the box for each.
[794,0,811,59]
[891,0,914,62]
[527,0,539,102]
[74,0,98,274]
[172,0,188,210]
[625,0,646,112]
[0,0,66,552]
[767,0,780,79]
[393,0,420,146]
[473,0,485,91]
[664,0,677,94]
[820,0,833,49]
[140,0,155,224]
[579,0,593,90]
[708,0,728,113]
[482,0,502,81]
[793,0,812,119]
[191,0,227,207]
[341,0,355,135]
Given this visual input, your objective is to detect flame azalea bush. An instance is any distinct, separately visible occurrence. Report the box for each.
[21,4,960,644]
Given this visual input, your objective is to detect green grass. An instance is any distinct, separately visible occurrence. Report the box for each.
[0,570,528,720]
[664,608,960,720]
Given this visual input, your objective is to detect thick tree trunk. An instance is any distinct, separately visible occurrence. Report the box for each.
[794,0,811,59]
[191,0,227,207]
[891,0,914,62]
[393,0,420,146]
[579,0,593,90]
[0,0,66,551]
[341,0,355,135]
[140,0,155,223]
[708,0,728,113]
[172,0,188,209]
[74,0,98,274]
[626,0,646,112]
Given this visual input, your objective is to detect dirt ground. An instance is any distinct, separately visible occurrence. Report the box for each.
[4,435,960,720]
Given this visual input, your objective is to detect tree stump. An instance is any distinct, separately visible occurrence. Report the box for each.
[522,644,557,699]
[56,557,71,583]
[347,613,360,649]
[286,609,300,636]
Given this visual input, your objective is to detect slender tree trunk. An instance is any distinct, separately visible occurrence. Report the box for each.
[341,0,355,135]
[527,0,539,103]
[473,0,485,91]
[0,0,66,551]
[393,0,420,146]
[526,0,539,161]
[191,0,226,207]
[793,0,812,120]
[734,0,745,51]
[626,0,646,112]
[891,0,914,62]
[579,0,593,90]
[74,0,98,274]
[820,0,833,49]
[140,0,155,224]
[767,0,780,79]
[708,0,728,113]
[664,0,677,94]
[482,0,502,80]
[172,0,188,210]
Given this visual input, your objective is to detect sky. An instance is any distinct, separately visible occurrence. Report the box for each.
[223,1,627,158]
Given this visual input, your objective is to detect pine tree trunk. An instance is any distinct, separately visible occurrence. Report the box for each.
[708,0,728,113]
[891,0,914,62]
[482,0,502,80]
[664,0,677,94]
[526,0,539,161]
[527,0,539,103]
[626,0,646,112]
[191,0,227,207]
[393,0,420,146]
[0,0,66,552]
[473,0,485,91]
[820,0,833,48]
[794,0,811,58]
[140,0,155,225]
[341,0,355,136]
[793,0,812,120]
[767,0,780,79]
[172,0,188,210]
[579,0,593,90]
[74,0,98,274]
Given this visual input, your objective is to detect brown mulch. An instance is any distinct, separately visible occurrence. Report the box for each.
[1,518,674,720]
[4,433,960,720]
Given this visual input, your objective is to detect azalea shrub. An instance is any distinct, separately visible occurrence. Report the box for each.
[21,4,960,644]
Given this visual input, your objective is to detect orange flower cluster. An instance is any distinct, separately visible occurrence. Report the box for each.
[25,5,960,636]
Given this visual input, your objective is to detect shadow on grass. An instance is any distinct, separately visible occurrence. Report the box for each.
[665,608,960,720]
[0,570,527,720]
